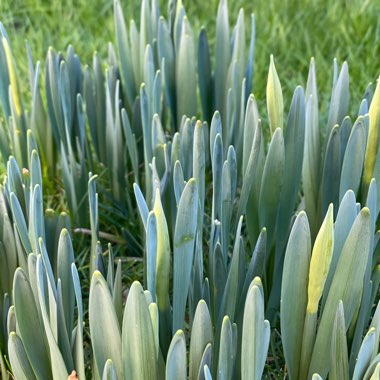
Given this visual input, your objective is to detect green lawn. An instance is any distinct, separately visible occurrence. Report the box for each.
[1,0,379,116]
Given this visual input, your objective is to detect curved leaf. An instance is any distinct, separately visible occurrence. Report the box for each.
[166,330,187,380]
[241,280,270,380]
[122,281,157,380]
[266,55,283,134]
[258,128,284,248]
[189,300,213,380]
[330,301,349,380]
[89,271,122,379]
[173,178,198,332]
[13,268,51,379]
[281,211,311,380]
[8,332,36,380]
[309,208,371,378]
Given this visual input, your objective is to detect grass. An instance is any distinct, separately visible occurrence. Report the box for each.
[1,0,379,110]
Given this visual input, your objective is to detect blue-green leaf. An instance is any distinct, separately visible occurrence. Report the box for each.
[173,178,198,332]
[89,271,122,379]
[166,330,187,380]
[122,281,157,379]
